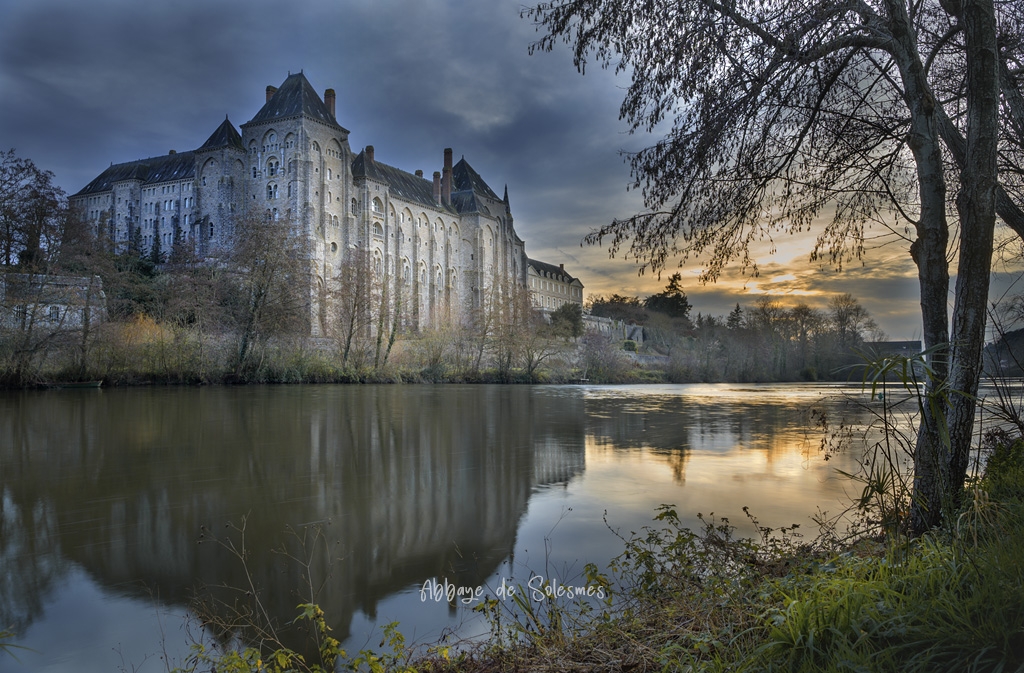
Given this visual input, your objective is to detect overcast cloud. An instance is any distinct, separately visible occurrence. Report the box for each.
[3,0,1011,339]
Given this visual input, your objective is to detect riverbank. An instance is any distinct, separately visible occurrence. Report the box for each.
[3,319,870,389]
[406,439,1024,672]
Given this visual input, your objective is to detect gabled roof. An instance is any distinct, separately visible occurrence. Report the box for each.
[452,157,499,201]
[351,150,389,183]
[74,152,196,196]
[198,117,244,151]
[351,150,458,213]
[528,258,581,285]
[244,72,347,131]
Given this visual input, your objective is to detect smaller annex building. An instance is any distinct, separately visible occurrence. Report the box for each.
[527,258,583,312]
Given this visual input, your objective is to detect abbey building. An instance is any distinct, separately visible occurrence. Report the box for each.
[72,72,583,335]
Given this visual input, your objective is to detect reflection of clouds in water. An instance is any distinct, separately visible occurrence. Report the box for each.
[580,384,874,538]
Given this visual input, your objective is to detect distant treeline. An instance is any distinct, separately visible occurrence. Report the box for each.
[588,272,888,382]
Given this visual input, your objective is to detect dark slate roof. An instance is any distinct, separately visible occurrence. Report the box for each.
[245,72,347,131]
[74,152,196,196]
[452,157,500,201]
[528,258,580,284]
[352,151,457,213]
[198,117,244,151]
[450,191,481,214]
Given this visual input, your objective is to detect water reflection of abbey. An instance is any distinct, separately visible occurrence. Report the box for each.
[0,387,585,644]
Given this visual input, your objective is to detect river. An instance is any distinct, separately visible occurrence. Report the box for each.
[0,383,889,671]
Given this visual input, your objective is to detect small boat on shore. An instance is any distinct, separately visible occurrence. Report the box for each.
[46,380,103,389]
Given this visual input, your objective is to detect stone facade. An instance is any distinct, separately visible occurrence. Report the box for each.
[71,72,572,336]
[1,273,107,329]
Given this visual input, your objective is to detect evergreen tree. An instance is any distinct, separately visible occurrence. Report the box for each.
[726,304,743,330]
[149,232,163,265]
[644,272,691,319]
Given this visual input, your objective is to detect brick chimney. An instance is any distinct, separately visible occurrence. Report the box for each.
[266,85,277,103]
[366,145,375,163]
[432,171,442,204]
[415,169,423,178]
[442,148,453,205]
[324,89,336,117]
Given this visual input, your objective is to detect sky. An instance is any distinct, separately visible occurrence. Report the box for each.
[2,0,1021,340]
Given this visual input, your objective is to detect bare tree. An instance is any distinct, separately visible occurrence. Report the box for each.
[331,246,375,369]
[226,209,309,375]
[789,303,823,373]
[526,0,1005,533]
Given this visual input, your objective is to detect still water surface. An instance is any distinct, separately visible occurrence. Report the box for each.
[0,383,877,671]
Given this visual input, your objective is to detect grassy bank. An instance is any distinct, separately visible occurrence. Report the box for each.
[410,441,1024,673]
[1,318,676,388]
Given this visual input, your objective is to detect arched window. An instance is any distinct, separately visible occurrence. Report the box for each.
[252,167,258,179]
[374,253,383,276]
[351,198,358,213]
[372,197,383,214]
[373,223,384,238]
[328,168,332,180]
[267,184,278,199]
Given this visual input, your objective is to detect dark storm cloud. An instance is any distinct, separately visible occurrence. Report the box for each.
[0,0,634,233]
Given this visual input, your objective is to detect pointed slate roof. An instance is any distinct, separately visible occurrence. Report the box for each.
[450,191,481,214]
[452,157,500,201]
[351,150,457,213]
[244,72,347,131]
[198,117,244,151]
[74,152,196,196]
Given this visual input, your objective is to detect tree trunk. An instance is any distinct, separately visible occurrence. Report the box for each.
[943,0,1000,512]
[884,0,954,534]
